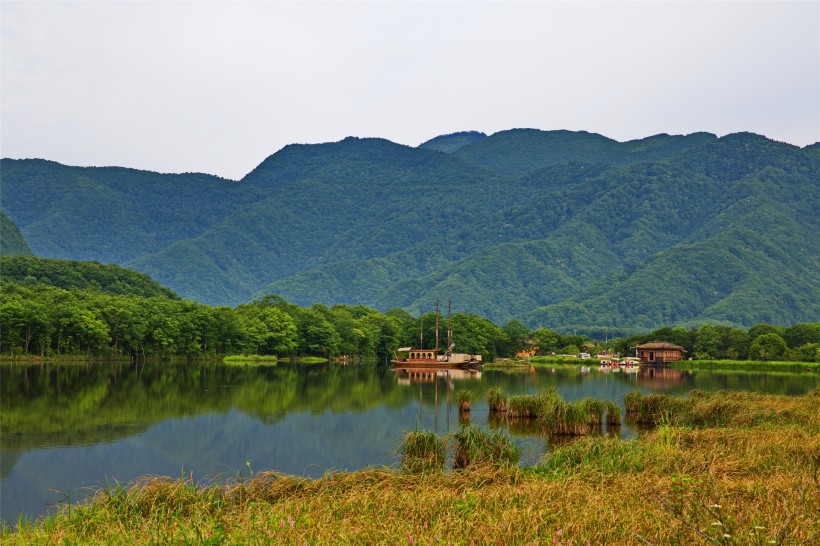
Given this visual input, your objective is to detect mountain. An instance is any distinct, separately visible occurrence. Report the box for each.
[419,131,487,153]
[0,255,178,298]
[0,210,31,256]
[1,130,817,330]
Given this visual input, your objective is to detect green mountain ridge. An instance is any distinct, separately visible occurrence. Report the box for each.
[0,211,32,256]
[1,129,817,329]
[0,255,179,299]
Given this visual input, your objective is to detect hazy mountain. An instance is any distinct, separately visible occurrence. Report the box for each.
[2,129,817,329]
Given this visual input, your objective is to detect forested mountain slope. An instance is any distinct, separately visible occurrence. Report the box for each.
[1,129,817,329]
[0,159,260,263]
[0,211,31,256]
[0,255,178,298]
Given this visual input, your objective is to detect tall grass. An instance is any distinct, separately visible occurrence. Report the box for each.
[455,389,472,413]
[494,387,617,436]
[624,389,820,429]
[452,426,520,469]
[400,430,446,474]
[5,391,818,545]
[486,386,508,413]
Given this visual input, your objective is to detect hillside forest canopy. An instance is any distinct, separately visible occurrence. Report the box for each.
[2,129,818,331]
[1,257,818,362]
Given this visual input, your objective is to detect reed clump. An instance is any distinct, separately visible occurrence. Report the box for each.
[5,391,818,545]
[455,389,472,413]
[506,394,542,419]
[452,426,520,469]
[604,401,622,427]
[493,387,616,436]
[486,386,508,413]
[624,390,820,429]
[400,429,446,474]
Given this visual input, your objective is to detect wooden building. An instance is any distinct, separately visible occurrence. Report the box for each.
[633,341,686,367]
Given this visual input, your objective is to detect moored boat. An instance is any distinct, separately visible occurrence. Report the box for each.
[391,347,483,369]
[390,300,483,369]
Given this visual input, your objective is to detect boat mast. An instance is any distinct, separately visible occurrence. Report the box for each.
[419,307,423,349]
[435,299,440,352]
[447,299,453,351]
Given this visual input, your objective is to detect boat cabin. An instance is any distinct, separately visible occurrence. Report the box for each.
[633,341,686,367]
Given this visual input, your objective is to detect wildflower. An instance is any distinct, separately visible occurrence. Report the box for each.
[407,532,415,545]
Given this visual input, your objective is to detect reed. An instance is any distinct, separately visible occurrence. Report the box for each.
[486,386,508,413]
[455,389,472,413]
[623,389,820,429]
[506,394,542,419]
[400,430,446,474]
[452,426,520,469]
[604,401,622,427]
[5,392,818,545]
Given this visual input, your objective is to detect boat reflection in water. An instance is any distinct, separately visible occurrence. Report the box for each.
[392,366,482,433]
[394,366,481,387]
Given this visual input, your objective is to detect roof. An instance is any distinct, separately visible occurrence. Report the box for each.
[633,341,686,351]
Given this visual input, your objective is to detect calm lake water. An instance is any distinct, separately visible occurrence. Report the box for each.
[2,360,818,525]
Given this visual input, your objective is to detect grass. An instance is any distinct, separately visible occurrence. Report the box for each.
[625,388,820,429]
[451,426,521,469]
[486,386,508,413]
[497,387,618,436]
[455,389,472,413]
[4,391,818,545]
[399,430,446,474]
[222,355,278,365]
[673,359,820,373]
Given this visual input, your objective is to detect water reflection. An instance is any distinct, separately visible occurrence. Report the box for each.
[392,366,483,434]
[2,361,818,525]
[637,367,686,389]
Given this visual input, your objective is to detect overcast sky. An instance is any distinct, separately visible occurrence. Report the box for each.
[2,1,818,180]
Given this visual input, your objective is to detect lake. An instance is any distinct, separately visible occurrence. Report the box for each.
[2,360,818,525]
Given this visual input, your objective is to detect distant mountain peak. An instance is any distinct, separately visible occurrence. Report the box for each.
[418,131,487,154]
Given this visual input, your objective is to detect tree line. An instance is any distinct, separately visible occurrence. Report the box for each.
[1,281,817,362]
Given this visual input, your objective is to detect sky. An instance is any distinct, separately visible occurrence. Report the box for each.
[2,1,818,180]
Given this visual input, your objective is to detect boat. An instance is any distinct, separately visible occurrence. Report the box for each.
[390,300,483,369]
[391,346,483,368]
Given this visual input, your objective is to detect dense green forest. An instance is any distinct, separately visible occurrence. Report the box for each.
[2,130,818,329]
[0,211,31,256]
[1,258,817,362]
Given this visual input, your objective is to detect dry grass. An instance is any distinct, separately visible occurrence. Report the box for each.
[4,391,819,545]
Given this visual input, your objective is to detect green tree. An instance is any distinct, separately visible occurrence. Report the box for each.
[748,333,787,361]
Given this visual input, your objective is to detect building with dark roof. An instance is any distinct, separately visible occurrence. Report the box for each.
[633,341,686,367]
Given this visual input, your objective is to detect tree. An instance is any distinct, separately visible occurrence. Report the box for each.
[748,333,787,361]
[532,327,561,355]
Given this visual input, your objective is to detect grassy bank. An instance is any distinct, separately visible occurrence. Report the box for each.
[672,359,820,373]
[222,355,278,365]
[4,391,818,545]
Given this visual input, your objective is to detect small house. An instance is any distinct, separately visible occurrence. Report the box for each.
[633,341,686,367]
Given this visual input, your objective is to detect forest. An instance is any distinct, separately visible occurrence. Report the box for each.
[1,256,817,362]
[2,129,818,330]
